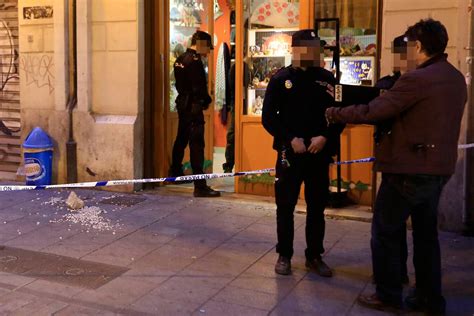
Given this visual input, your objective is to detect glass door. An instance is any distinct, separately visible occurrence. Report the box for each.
[167,0,215,176]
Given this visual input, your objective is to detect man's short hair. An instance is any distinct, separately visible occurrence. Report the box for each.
[191,31,213,49]
[404,18,448,56]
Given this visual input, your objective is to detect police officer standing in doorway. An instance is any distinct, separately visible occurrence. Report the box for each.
[169,31,220,198]
[262,30,344,276]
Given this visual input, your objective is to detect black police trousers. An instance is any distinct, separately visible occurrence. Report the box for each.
[372,173,448,309]
[274,151,330,261]
[170,111,206,188]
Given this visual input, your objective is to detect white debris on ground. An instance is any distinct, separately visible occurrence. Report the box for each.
[66,191,85,210]
[52,206,121,232]
[41,197,63,206]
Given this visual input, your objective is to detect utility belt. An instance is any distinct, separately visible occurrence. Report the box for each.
[176,94,209,115]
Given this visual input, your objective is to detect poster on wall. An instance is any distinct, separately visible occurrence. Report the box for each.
[325,56,374,86]
[23,6,53,20]
[250,0,299,28]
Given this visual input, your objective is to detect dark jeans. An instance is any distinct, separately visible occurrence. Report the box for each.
[274,151,330,261]
[170,111,206,188]
[373,173,448,307]
[223,107,235,171]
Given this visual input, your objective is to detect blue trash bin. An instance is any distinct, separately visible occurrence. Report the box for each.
[23,127,53,185]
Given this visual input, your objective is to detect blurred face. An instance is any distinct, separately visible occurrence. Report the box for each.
[406,40,420,68]
[292,42,324,68]
[196,40,211,56]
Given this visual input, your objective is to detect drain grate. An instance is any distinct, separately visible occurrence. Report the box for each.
[0,247,129,289]
[100,196,147,207]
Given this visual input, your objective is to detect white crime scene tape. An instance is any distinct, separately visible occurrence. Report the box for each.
[1,143,472,192]
[0,157,375,192]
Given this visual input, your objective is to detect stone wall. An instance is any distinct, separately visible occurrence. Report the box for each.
[75,0,144,190]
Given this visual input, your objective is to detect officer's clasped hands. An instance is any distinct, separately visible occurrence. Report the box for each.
[291,137,306,153]
[290,136,327,154]
[308,136,327,154]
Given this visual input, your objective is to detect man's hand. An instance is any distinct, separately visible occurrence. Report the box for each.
[308,136,327,154]
[291,137,306,154]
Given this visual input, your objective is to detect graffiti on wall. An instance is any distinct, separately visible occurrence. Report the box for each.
[23,6,54,20]
[20,54,55,94]
[0,18,20,136]
[0,20,19,92]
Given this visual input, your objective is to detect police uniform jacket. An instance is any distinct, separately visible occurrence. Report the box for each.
[262,66,344,157]
[326,54,467,175]
[174,48,212,113]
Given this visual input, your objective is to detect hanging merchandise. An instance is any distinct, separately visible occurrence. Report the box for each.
[215,0,223,20]
[215,43,230,113]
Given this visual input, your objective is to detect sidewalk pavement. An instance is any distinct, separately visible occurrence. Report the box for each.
[0,185,472,315]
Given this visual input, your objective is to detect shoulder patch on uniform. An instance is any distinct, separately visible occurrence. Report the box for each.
[285,80,293,89]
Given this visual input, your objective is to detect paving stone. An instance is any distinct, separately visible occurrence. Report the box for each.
[194,299,268,316]
[213,285,280,310]
[0,271,35,289]
[276,276,363,314]
[131,295,199,315]
[11,297,68,316]
[53,304,120,316]
[0,291,37,314]
[73,275,158,308]
[24,279,85,298]
[146,275,225,305]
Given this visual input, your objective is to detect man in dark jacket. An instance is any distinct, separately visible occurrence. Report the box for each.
[262,29,344,277]
[170,31,220,197]
[326,19,467,314]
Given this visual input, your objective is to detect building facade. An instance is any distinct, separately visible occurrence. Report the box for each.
[8,0,473,231]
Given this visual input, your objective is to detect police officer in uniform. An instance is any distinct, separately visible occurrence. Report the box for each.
[262,30,344,276]
[170,31,220,197]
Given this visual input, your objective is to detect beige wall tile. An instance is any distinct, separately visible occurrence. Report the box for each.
[92,23,107,51]
[19,26,44,52]
[91,51,138,115]
[92,0,137,22]
[107,22,137,51]
[43,25,54,52]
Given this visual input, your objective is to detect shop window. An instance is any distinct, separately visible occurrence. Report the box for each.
[169,0,212,112]
[315,0,378,86]
[244,0,300,116]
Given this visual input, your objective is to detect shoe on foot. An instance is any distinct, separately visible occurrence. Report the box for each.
[275,255,291,275]
[222,163,233,173]
[358,293,402,313]
[193,186,221,198]
[305,257,333,277]
[405,289,446,315]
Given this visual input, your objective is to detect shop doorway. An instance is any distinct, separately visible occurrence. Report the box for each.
[145,0,235,193]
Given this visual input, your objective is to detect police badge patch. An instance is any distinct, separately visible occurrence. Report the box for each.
[285,80,293,89]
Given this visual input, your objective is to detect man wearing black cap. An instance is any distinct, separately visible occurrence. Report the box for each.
[372,34,415,286]
[170,30,220,197]
[262,29,344,276]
